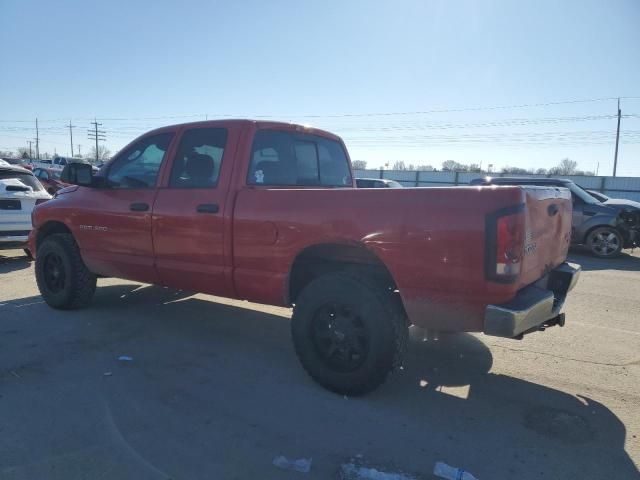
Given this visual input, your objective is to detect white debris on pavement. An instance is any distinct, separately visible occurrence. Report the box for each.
[433,461,479,480]
[118,355,133,361]
[272,455,312,473]
[340,463,415,480]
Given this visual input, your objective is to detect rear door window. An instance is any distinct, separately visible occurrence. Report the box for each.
[247,130,351,187]
[168,128,228,188]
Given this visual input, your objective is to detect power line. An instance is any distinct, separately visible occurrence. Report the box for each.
[35,118,39,160]
[2,95,640,124]
[68,120,76,158]
[87,119,106,162]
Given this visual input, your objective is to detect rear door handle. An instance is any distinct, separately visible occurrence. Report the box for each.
[196,203,219,214]
[130,202,149,212]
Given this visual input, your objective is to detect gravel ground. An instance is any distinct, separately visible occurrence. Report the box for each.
[0,248,639,479]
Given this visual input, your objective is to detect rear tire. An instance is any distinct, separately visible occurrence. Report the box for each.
[291,272,408,395]
[35,233,96,309]
[586,227,623,258]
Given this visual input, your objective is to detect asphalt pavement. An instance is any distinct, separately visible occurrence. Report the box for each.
[0,248,639,479]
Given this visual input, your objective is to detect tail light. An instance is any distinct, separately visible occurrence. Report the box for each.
[486,205,525,282]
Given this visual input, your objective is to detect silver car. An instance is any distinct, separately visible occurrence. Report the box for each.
[471,176,640,258]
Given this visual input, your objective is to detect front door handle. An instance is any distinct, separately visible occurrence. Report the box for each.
[130,202,149,212]
[196,203,219,214]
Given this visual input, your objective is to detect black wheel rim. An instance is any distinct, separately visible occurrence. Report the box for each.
[311,303,370,373]
[43,252,66,293]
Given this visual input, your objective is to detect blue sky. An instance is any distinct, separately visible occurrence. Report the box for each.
[1,0,639,175]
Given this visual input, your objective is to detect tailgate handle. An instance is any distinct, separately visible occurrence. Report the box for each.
[196,203,219,214]
[547,204,559,217]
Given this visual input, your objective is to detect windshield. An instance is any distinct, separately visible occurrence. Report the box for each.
[569,182,599,204]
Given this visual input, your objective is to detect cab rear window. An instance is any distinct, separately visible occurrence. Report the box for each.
[247,130,352,187]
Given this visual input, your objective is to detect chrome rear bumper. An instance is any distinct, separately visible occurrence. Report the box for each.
[484,262,581,338]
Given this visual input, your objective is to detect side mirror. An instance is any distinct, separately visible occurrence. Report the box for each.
[61,163,93,186]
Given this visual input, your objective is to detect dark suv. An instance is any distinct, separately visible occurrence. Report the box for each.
[471,176,640,258]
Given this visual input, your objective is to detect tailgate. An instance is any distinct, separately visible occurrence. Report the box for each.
[517,186,572,289]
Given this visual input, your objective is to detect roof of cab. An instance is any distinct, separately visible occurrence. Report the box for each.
[143,119,342,142]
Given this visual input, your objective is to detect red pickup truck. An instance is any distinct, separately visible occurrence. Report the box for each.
[29,119,580,394]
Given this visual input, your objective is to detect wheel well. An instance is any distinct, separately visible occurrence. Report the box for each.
[287,243,401,306]
[36,221,72,251]
[583,224,622,244]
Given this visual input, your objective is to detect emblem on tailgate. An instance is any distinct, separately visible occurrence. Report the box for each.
[524,230,537,256]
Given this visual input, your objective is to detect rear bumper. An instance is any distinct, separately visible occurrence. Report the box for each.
[484,262,581,338]
[0,230,30,247]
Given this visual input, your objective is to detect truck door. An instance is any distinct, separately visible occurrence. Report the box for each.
[75,132,175,284]
[152,125,238,297]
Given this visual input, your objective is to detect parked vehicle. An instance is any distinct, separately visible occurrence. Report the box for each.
[1,164,51,254]
[30,120,580,394]
[31,156,90,172]
[356,178,403,188]
[2,157,33,171]
[586,189,609,203]
[471,177,640,258]
[33,167,70,195]
[587,189,640,210]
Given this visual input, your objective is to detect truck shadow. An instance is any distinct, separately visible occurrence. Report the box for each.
[3,283,637,480]
[0,251,32,274]
[568,249,640,272]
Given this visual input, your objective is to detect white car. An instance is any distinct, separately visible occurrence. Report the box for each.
[0,164,51,253]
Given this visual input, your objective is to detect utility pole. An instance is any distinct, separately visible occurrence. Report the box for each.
[35,118,40,160]
[87,119,106,163]
[68,120,76,158]
[613,97,621,177]
[27,141,33,160]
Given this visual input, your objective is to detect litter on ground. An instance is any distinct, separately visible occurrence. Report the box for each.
[272,455,312,473]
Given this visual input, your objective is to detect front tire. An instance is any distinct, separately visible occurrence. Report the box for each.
[291,272,408,395]
[35,233,96,309]
[586,227,623,258]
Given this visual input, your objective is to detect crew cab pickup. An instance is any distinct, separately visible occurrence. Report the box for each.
[29,120,580,394]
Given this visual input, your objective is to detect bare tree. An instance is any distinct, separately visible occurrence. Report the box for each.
[549,158,577,176]
[416,165,435,171]
[535,168,548,175]
[502,166,530,174]
[392,161,408,170]
[441,160,457,171]
[87,145,111,163]
[16,148,29,159]
[351,160,367,170]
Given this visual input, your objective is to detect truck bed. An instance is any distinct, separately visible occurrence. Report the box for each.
[232,184,572,332]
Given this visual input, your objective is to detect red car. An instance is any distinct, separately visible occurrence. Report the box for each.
[32,167,69,194]
[29,119,580,394]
